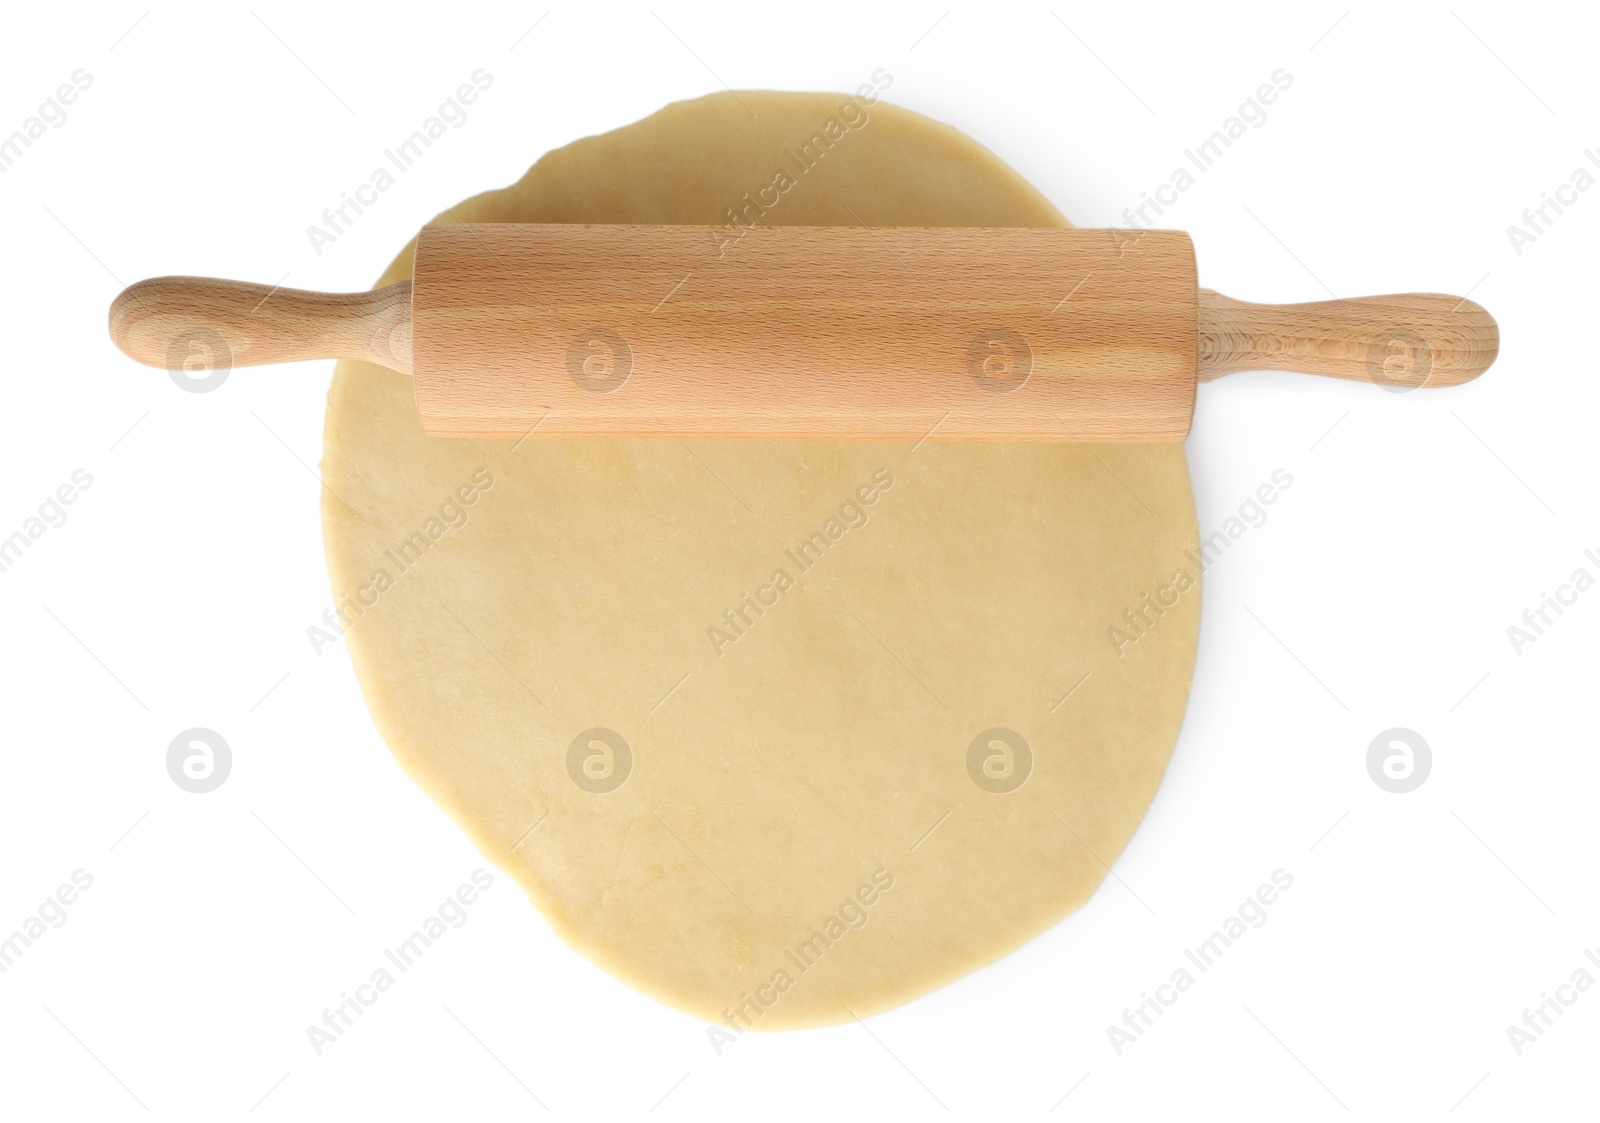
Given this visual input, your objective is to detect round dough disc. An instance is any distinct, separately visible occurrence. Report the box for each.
[322,91,1200,1029]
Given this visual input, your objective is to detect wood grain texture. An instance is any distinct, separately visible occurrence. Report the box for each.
[1196,289,1499,387]
[410,224,1200,441]
[109,277,414,375]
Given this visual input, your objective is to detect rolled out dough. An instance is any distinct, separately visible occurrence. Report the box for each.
[321,91,1200,1029]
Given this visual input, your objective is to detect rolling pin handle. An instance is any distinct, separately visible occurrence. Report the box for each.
[1196,289,1499,390]
[108,277,414,376]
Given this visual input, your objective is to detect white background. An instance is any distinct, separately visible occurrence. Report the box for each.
[1,1,1595,1119]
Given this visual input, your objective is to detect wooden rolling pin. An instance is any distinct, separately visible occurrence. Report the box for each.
[108,224,1498,441]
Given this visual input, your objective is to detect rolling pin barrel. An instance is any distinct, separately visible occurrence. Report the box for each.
[410,224,1201,441]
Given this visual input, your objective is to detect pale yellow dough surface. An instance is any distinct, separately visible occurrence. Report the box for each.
[322,91,1200,1029]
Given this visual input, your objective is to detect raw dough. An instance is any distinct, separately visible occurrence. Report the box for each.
[321,91,1200,1030]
